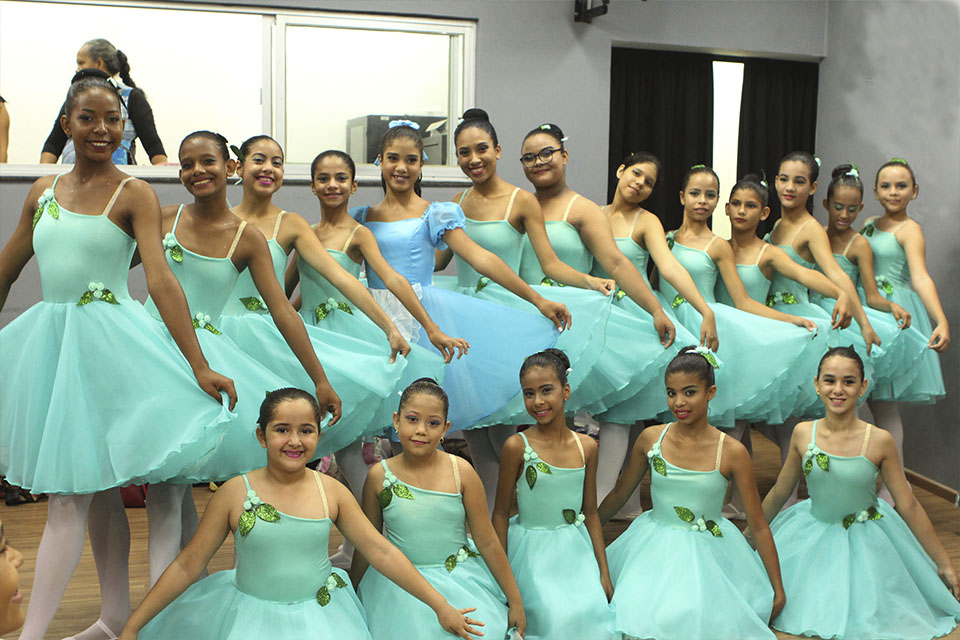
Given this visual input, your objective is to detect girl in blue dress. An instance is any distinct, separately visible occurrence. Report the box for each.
[120,388,486,640]
[758,346,959,639]
[353,378,525,639]
[351,123,569,494]
[659,165,824,428]
[601,347,785,640]
[493,349,617,640]
[0,78,236,640]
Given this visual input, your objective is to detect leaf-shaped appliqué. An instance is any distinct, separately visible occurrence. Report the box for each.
[32,207,43,228]
[102,291,120,305]
[861,223,875,237]
[475,276,490,293]
[240,296,266,312]
[562,509,578,525]
[337,301,353,315]
[78,291,95,306]
[671,294,685,309]
[168,244,184,263]
[378,487,393,508]
[203,323,222,335]
[525,464,538,490]
[316,586,331,606]
[392,483,415,500]
[615,289,626,301]
[674,506,695,523]
[651,456,667,476]
[842,514,856,529]
[315,305,329,322]
[330,573,348,588]
[47,201,60,220]
[803,457,813,476]
[540,277,565,287]
[535,462,552,475]
[783,292,798,304]
[867,507,883,521]
[706,520,723,537]
[256,503,280,522]
[238,509,256,537]
[444,555,458,572]
[816,452,829,472]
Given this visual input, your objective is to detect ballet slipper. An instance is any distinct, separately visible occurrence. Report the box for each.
[62,618,119,640]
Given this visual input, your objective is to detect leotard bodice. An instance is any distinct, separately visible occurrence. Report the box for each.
[803,421,881,524]
[659,234,719,304]
[515,432,587,530]
[455,187,525,288]
[715,244,772,305]
[222,211,288,315]
[863,218,912,288]
[519,194,592,283]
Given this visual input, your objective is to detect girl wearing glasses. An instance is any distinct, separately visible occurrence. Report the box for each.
[351,123,571,499]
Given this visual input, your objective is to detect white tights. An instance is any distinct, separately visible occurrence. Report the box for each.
[145,483,191,587]
[19,489,130,640]
[462,426,515,514]
[596,422,644,515]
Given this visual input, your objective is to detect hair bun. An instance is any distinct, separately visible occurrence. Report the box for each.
[410,376,440,387]
[543,348,571,371]
[462,107,489,122]
[832,163,854,180]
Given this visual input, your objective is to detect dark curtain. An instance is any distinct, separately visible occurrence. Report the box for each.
[608,48,714,233]
[736,57,819,237]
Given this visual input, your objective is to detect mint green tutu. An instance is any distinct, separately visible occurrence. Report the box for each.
[508,433,617,639]
[770,421,960,639]
[0,178,233,494]
[141,473,372,639]
[607,425,775,639]
[358,457,508,639]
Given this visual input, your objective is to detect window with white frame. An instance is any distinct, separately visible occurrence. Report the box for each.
[0,1,475,167]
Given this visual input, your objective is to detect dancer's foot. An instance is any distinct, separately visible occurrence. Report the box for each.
[63,618,119,640]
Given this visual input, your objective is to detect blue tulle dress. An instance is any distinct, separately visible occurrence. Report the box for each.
[507,432,617,640]
[770,421,960,639]
[660,232,827,426]
[0,176,233,494]
[607,424,775,639]
[358,455,509,639]
[765,220,927,414]
[435,187,616,424]
[352,202,558,428]
[295,222,445,434]
[140,471,372,639]
[861,218,945,403]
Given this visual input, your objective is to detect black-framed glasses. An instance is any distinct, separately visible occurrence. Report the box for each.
[520,146,562,167]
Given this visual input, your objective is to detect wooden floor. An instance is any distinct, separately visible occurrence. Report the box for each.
[2,432,958,639]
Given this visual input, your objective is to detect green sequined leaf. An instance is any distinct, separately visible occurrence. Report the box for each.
[867,506,883,521]
[192,318,201,329]
[882,282,894,295]
[562,509,577,525]
[706,520,723,537]
[337,301,353,315]
[48,201,59,220]
[102,290,120,305]
[331,572,348,588]
[466,548,480,558]
[816,452,829,472]
[525,464,538,490]
[803,457,813,476]
[316,586,331,606]
[652,456,667,476]
[77,291,94,306]
[475,277,490,293]
[315,305,329,322]
[32,208,43,228]
[378,487,393,508]
[702,351,719,368]
[444,555,458,572]
[535,462,552,475]
[238,509,256,537]
[392,483,415,500]
[783,292,798,304]
[256,503,280,522]
[765,295,776,308]
[615,289,626,301]
[671,294,685,309]
[674,506,695,523]
[861,225,874,237]
[842,513,856,529]
[169,244,183,263]
[540,277,564,287]
[240,297,265,312]
[203,323,222,335]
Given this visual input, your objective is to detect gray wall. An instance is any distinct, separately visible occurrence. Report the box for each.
[3,1,956,485]
[814,0,960,489]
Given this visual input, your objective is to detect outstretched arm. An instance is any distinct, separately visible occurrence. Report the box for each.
[852,239,910,327]
[580,436,613,600]
[492,435,525,549]
[900,225,949,351]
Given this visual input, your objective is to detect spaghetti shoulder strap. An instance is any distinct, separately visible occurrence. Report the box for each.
[572,433,586,465]
[52,173,65,188]
[889,220,909,234]
[628,210,643,238]
[100,176,135,217]
[504,187,521,221]
[755,243,769,265]
[172,204,185,232]
[312,470,330,519]
[241,474,252,491]
[519,431,531,449]
[704,235,719,253]
[811,419,819,447]
[860,423,872,456]
[715,432,725,471]
[449,453,462,493]
[561,193,580,223]
[787,219,813,245]
[226,221,246,260]
[840,234,858,257]
[270,211,286,240]
[458,188,470,206]
[341,225,361,253]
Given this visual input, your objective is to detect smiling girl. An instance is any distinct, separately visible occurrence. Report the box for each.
[352,378,525,639]
[121,388,484,640]
[601,347,784,640]
[759,347,959,639]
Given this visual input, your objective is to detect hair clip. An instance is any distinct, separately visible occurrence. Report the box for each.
[229,144,244,163]
[759,169,769,189]
[846,164,860,179]
[565,367,573,376]
[890,157,908,165]
[560,136,569,143]
[690,164,706,169]
[539,124,552,131]
[814,156,822,167]
[389,119,420,130]
[691,345,722,369]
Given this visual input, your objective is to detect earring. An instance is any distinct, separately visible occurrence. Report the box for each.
[440,436,445,444]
